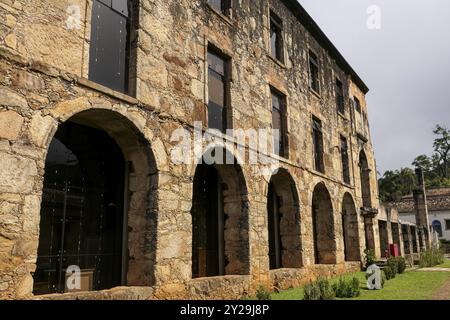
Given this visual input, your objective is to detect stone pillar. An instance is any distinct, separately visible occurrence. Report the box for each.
[413,168,431,248]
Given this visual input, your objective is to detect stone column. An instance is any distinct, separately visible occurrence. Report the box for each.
[413,168,431,248]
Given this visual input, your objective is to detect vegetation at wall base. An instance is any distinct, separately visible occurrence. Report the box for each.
[332,277,361,298]
[255,285,272,300]
[364,249,376,270]
[397,257,407,274]
[419,247,445,268]
[303,278,336,300]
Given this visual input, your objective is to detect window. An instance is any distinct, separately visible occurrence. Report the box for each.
[271,89,288,157]
[354,97,361,113]
[208,0,232,16]
[312,116,324,173]
[89,0,133,94]
[446,220,450,230]
[208,49,230,133]
[433,220,443,237]
[309,51,320,94]
[340,136,350,184]
[336,79,345,115]
[270,12,284,63]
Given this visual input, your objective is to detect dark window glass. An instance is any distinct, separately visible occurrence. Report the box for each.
[208,50,229,132]
[89,0,131,94]
[33,122,125,295]
[271,90,287,157]
[336,79,345,114]
[312,117,324,173]
[354,97,361,113]
[309,51,320,93]
[341,136,350,184]
[270,13,283,62]
[208,0,232,16]
[446,220,450,230]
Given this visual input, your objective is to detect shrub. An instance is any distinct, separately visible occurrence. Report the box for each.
[255,286,271,300]
[383,265,395,280]
[387,256,398,278]
[397,257,407,274]
[303,278,335,300]
[364,249,376,270]
[332,277,361,298]
[419,247,445,268]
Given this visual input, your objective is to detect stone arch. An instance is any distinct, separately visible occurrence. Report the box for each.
[311,183,336,264]
[33,109,158,295]
[266,168,302,269]
[359,150,371,208]
[341,193,361,262]
[191,147,249,278]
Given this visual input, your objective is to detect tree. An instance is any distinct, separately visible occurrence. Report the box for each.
[379,125,450,202]
[432,125,450,178]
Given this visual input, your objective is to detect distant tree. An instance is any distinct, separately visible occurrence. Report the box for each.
[379,125,450,201]
[432,125,450,178]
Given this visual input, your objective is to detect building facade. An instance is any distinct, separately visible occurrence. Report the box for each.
[395,188,450,242]
[0,0,383,299]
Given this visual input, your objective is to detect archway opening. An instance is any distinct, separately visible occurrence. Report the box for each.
[378,220,389,258]
[33,110,157,295]
[312,183,336,264]
[391,223,402,256]
[341,193,361,262]
[191,148,249,278]
[359,151,371,208]
[267,169,301,270]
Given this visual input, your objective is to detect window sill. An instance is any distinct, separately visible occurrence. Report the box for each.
[206,3,234,28]
[267,54,286,69]
[337,111,347,120]
[310,88,321,99]
[77,78,138,105]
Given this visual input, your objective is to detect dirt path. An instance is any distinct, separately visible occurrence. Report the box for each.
[432,279,450,300]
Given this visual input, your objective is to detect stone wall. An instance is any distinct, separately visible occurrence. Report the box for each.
[0,0,381,299]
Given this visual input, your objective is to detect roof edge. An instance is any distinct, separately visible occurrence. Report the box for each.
[282,0,369,94]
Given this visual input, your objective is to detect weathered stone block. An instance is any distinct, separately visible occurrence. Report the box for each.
[0,110,23,140]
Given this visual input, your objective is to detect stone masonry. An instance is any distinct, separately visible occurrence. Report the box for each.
[0,0,383,299]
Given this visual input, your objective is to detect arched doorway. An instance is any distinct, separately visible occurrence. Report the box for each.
[312,183,336,264]
[191,148,249,278]
[33,110,157,295]
[359,151,371,208]
[341,193,361,262]
[432,220,443,238]
[267,169,301,270]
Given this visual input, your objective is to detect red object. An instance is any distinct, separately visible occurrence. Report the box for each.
[390,244,399,257]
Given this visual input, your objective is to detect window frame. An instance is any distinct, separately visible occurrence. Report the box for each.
[340,135,351,184]
[445,219,450,231]
[207,46,232,133]
[207,0,233,18]
[335,78,345,115]
[312,116,325,173]
[269,11,284,63]
[270,87,288,158]
[309,50,320,95]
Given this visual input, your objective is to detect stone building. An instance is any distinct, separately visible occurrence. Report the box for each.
[0,0,384,299]
[395,188,450,242]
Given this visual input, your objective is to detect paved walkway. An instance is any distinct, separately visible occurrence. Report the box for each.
[418,268,450,272]
[432,280,450,300]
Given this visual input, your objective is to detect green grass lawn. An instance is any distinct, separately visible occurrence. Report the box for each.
[272,265,450,300]
[437,259,450,269]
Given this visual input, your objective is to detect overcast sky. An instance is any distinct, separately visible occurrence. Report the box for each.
[298,0,450,175]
